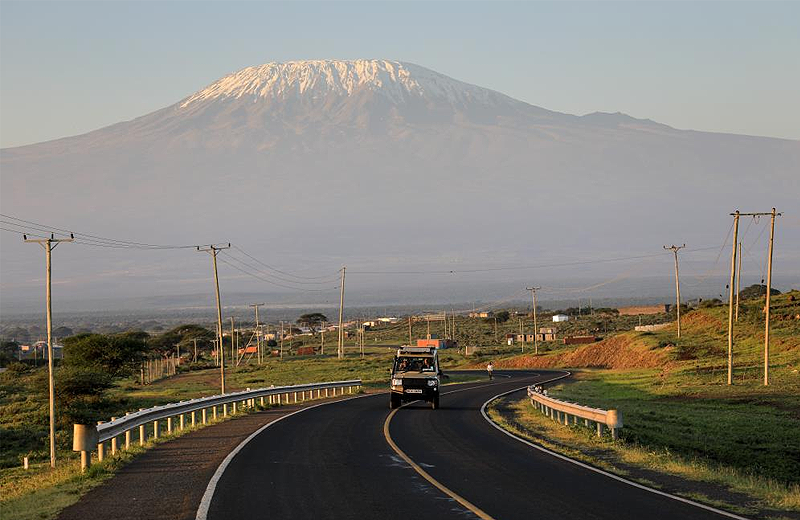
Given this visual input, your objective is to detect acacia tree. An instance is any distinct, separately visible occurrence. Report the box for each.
[62,332,146,378]
[297,313,328,332]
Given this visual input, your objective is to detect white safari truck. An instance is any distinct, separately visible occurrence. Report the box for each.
[389,346,442,409]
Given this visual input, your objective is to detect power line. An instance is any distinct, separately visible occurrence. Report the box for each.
[348,247,723,276]
[216,256,339,292]
[222,250,341,285]
[1,214,198,249]
[231,244,340,280]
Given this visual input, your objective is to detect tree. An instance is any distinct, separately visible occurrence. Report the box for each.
[493,311,510,323]
[62,333,146,377]
[0,340,19,367]
[297,313,328,331]
[739,284,781,301]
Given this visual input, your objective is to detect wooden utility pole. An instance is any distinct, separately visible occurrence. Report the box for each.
[735,242,742,321]
[280,321,284,360]
[764,208,780,386]
[193,338,198,362]
[250,303,265,364]
[727,212,739,385]
[494,316,498,341]
[197,244,230,394]
[727,211,780,385]
[408,316,413,345]
[230,317,236,366]
[24,232,73,468]
[663,245,685,339]
[527,287,540,354]
[338,267,346,359]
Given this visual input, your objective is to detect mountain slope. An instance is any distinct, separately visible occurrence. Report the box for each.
[1,60,798,303]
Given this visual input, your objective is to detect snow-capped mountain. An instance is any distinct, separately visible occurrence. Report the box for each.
[180,60,515,108]
[1,60,798,304]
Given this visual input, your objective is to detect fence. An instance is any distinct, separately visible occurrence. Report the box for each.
[72,379,362,470]
[141,355,178,385]
[527,385,623,439]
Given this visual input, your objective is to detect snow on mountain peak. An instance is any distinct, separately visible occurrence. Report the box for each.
[179,59,508,108]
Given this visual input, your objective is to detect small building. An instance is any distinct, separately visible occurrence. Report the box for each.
[468,311,493,318]
[416,338,456,349]
[552,314,569,322]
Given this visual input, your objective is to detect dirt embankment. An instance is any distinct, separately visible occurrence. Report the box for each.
[478,334,671,370]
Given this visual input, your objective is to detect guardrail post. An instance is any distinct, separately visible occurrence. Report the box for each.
[202,408,207,424]
[73,424,98,472]
[153,420,159,440]
[260,396,265,407]
[596,422,603,437]
[325,388,329,397]
[139,423,146,446]
[110,417,118,454]
[348,386,353,394]
[293,391,298,403]
[213,406,218,420]
[192,410,197,426]
[167,416,173,434]
[606,410,622,440]
[223,404,228,416]
[179,413,185,430]
[232,401,238,414]
[96,421,105,462]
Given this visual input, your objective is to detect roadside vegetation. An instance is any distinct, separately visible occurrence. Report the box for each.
[1,290,796,518]
[487,290,800,517]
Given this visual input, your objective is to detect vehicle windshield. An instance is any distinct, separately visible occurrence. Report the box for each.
[394,356,436,373]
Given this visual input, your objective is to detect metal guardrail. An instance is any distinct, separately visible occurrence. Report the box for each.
[72,379,362,470]
[527,385,623,439]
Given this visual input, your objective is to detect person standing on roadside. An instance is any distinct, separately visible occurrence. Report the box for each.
[487,361,494,381]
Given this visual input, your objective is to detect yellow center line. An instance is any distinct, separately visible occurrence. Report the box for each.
[382,384,505,520]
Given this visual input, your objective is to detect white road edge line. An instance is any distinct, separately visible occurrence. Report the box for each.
[195,394,372,520]
[479,373,751,520]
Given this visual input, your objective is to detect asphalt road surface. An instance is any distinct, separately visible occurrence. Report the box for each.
[204,370,736,520]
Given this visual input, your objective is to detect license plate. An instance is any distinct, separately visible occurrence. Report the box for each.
[405,388,423,394]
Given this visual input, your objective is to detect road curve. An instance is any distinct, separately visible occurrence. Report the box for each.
[203,370,736,520]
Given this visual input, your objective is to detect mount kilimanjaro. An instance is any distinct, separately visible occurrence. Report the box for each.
[1,59,798,303]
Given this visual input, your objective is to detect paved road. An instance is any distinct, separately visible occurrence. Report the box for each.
[205,370,733,520]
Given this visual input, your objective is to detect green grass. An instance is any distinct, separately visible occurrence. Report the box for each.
[488,396,800,515]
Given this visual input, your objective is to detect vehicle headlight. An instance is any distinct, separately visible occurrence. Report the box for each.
[427,379,437,387]
[392,379,403,386]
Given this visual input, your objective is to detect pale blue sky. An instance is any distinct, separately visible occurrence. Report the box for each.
[1,1,799,148]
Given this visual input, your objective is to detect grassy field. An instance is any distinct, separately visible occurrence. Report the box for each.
[1,293,796,518]
[485,291,800,517]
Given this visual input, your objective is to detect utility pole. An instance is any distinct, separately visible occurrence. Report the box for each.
[197,244,230,394]
[494,316,498,342]
[408,316,413,345]
[280,321,284,360]
[193,338,198,363]
[527,287,540,354]
[321,323,325,355]
[519,318,525,353]
[230,317,236,366]
[338,267,346,360]
[735,242,742,321]
[764,208,780,386]
[727,212,739,385]
[663,245,685,339]
[250,303,265,364]
[24,232,73,468]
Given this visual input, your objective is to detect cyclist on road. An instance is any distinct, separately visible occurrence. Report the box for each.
[487,361,494,381]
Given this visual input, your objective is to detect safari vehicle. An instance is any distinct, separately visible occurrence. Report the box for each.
[389,346,442,409]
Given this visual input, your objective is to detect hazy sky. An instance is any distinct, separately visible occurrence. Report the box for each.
[1,0,799,148]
